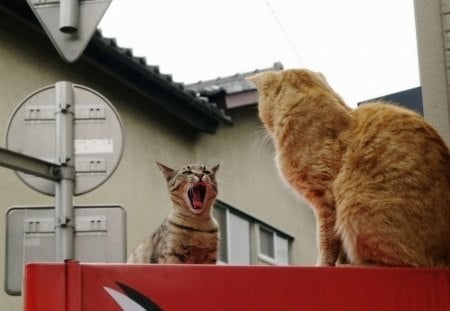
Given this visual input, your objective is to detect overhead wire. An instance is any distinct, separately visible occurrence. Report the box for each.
[265,1,306,67]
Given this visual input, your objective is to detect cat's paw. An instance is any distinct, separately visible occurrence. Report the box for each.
[315,258,336,267]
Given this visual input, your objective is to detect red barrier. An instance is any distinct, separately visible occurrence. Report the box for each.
[24,262,450,311]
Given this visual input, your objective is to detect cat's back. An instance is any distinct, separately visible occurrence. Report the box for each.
[126,219,169,263]
[351,101,430,136]
[338,101,450,218]
[352,101,450,162]
[342,101,450,193]
[336,101,450,266]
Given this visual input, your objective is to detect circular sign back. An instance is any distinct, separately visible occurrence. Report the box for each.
[6,83,124,196]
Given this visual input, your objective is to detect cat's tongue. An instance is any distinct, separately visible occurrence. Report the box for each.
[192,183,206,209]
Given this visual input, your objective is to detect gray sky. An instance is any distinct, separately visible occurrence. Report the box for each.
[99,0,420,107]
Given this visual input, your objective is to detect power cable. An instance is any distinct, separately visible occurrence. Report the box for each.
[265,1,306,67]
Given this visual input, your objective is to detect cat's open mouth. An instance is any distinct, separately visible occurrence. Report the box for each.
[188,182,206,211]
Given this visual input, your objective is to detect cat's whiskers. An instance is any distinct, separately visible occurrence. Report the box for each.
[251,127,274,154]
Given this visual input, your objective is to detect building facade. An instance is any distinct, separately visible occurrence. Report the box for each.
[0,2,316,309]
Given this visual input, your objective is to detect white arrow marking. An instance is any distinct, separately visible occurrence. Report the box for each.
[104,287,147,311]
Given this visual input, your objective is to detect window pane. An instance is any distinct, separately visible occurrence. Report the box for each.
[228,212,250,264]
[259,227,274,258]
[276,235,289,264]
[213,206,227,262]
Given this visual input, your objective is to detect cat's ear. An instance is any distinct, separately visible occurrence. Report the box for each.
[246,72,266,90]
[316,72,332,88]
[210,163,220,174]
[156,162,175,181]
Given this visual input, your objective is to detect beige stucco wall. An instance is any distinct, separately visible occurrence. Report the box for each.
[0,10,317,310]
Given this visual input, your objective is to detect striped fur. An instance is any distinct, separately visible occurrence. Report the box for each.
[248,69,450,267]
[127,163,220,264]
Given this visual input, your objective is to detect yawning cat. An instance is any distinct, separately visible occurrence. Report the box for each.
[127,162,220,264]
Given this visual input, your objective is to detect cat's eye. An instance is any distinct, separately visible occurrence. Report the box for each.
[203,170,211,175]
[182,170,191,175]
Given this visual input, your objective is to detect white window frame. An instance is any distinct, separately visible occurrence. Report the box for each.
[257,225,290,265]
[214,200,292,265]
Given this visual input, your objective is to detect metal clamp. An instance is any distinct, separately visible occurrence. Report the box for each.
[51,165,75,181]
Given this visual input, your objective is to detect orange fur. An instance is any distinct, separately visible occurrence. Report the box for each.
[248,69,450,267]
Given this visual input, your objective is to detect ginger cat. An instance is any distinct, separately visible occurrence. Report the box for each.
[127,163,220,264]
[248,68,450,267]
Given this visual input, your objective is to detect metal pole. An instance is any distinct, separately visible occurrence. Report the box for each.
[0,147,61,181]
[55,81,75,261]
[60,0,79,33]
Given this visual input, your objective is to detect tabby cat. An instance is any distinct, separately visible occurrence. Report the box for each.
[248,68,450,267]
[127,162,220,264]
